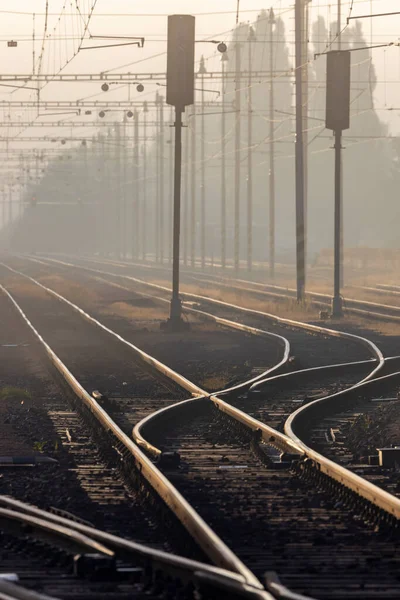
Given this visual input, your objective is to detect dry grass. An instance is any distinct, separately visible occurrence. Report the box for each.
[349,316,400,337]
[38,275,100,306]
[138,276,319,321]
[201,375,230,391]
[7,280,48,300]
[100,300,168,324]
[183,283,319,321]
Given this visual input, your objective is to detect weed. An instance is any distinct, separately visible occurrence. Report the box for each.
[0,387,31,403]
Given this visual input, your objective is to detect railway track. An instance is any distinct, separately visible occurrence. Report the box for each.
[169,269,400,323]
[141,401,400,598]
[0,287,184,548]
[303,369,400,500]
[0,495,269,600]
[18,255,377,369]
[70,254,400,324]
[0,260,297,598]
[51,253,400,358]
[2,254,400,596]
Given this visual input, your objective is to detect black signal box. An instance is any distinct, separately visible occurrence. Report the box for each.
[166,15,195,108]
[325,50,351,131]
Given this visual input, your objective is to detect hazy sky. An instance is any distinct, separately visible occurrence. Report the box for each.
[1,1,400,129]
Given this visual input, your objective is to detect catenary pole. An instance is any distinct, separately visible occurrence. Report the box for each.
[295,0,306,301]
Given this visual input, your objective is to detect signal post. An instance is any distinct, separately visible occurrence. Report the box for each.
[325,50,351,317]
[162,14,195,331]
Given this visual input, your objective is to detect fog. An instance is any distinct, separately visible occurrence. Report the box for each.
[2,1,400,266]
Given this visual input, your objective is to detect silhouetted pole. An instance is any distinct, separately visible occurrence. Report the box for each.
[221,51,228,269]
[183,115,189,266]
[18,154,25,216]
[2,185,6,227]
[333,130,342,316]
[133,110,139,259]
[122,116,127,259]
[170,107,184,322]
[190,101,196,267]
[18,154,23,219]
[8,182,12,225]
[155,93,160,262]
[164,13,195,330]
[159,95,165,263]
[247,27,255,272]
[302,1,310,268]
[326,49,350,317]
[168,107,173,264]
[142,101,148,260]
[338,0,344,288]
[199,56,206,269]
[113,126,121,258]
[269,8,276,278]
[295,0,306,301]
[100,135,106,255]
[234,29,241,272]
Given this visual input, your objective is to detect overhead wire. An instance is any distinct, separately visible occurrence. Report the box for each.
[4,0,399,196]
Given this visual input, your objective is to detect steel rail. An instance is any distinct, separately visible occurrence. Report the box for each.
[16,255,400,530]
[169,271,400,323]
[1,262,300,460]
[285,370,400,519]
[0,507,113,557]
[132,359,373,460]
[55,268,377,462]
[67,268,292,393]
[250,358,378,391]
[25,265,292,459]
[34,255,383,370]
[81,277,379,459]
[0,282,265,592]
[0,496,269,599]
[187,272,400,322]
[378,284,400,292]
[16,260,376,476]
[86,258,400,324]
[349,283,400,298]
[0,580,60,600]
[29,256,400,521]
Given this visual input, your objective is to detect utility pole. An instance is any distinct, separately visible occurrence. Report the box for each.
[159,95,165,263]
[100,134,106,256]
[2,186,6,228]
[190,100,196,267]
[122,115,127,259]
[221,51,228,270]
[142,101,148,260]
[302,1,310,270]
[338,0,344,288]
[199,56,206,269]
[247,27,255,272]
[269,7,276,279]
[19,153,24,219]
[1,188,5,229]
[155,93,160,262]
[183,114,189,266]
[295,0,306,301]
[114,126,121,258]
[234,28,242,272]
[8,180,12,226]
[133,110,139,259]
[168,107,173,264]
